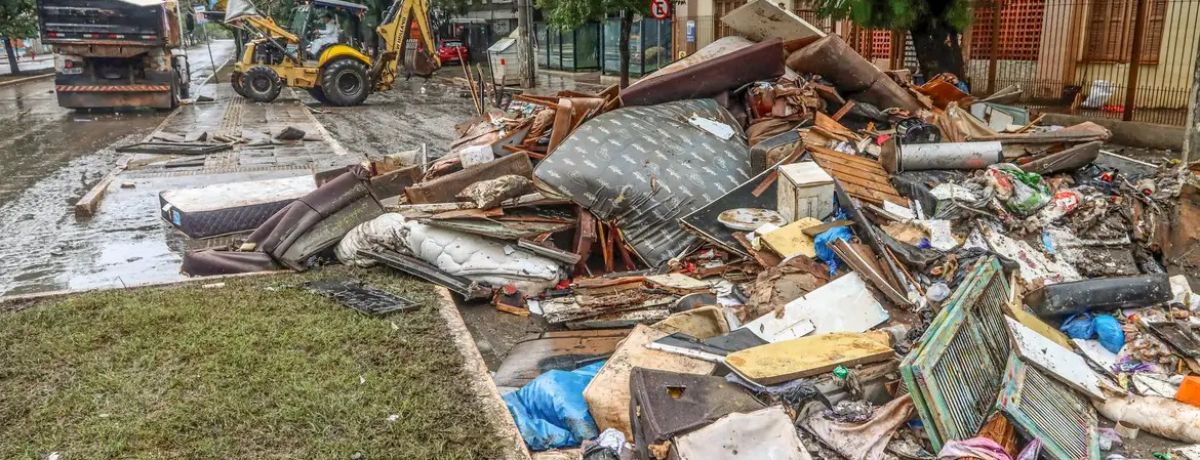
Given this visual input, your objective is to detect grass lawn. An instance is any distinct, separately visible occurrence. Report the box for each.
[0,268,504,460]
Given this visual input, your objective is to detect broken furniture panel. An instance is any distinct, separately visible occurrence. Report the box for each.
[997,354,1100,460]
[629,368,766,460]
[719,0,824,42]
[116,141,232,155]
[582,325,716,438]
[740,271,889,342]
[901,258,1011,452]
[785,35,920,112]
[646,329,768,363]
[535,99,751,267]
[808,145,910,207]
[725,332,894,385]
[420,219,574,240]
[673,406,814,460]
[305,279,419,316]
[1004,316,1105,400]
[679,167,779,259]
[405,153,533,204]
[1144,321,1200,360]
[493,329,629,388]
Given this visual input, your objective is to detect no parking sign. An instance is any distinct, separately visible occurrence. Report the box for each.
[650,0,671,19]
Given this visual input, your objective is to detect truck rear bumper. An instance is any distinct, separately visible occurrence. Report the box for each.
[54,74,175,110]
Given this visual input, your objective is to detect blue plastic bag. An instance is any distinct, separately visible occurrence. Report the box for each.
[503,361,605,451]
[1093,315,1126,354]
[1059,313,1096,340]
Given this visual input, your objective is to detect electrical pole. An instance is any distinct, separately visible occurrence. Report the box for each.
[516,0,536,88]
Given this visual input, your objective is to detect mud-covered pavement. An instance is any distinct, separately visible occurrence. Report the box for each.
[0,41,236,296]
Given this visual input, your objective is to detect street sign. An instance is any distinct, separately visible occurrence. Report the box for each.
[650,0,670,20]
[194,5,208,24]
[686,20,695,42]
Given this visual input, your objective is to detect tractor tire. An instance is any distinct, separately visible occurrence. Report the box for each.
[242,66,282,103]
[307,87,332,105]
[319,58,370,106]
[231,71,247,98]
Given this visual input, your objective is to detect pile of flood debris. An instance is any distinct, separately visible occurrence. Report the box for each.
[171,1,1200,459]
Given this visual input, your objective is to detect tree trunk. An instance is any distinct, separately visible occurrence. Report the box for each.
[910,19,965,81]
[619,10,633,88]
[3,39,19,75]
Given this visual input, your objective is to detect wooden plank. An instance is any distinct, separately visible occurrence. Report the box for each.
[733,232,783,268]
[74,166,122,218]
[831,100,856,122]
[405,153,533,204]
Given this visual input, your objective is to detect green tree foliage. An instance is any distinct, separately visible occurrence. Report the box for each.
[536,0,651,87]
[812,0,971,79]
[0,0,38,74]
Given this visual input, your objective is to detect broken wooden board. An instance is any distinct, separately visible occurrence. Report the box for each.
[1005,303,1076,351]
[759,217,823,258]
[494,329,630,388]
[645,273,712,295]
[582,325,717,438]
[831,239,909,306]
[539,291,675,325]
[719,0,824,42]
[420,219,574,240]
[517,239,583,264]
[405,153,533,204]
[740,271,889,342]
[725,332,894,385]
[1005,316,1105,400]
[807,145,910,207]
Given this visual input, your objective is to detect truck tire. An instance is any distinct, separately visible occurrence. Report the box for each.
[177,70,191,100]
[231,71,247,98]
[306,87,331,105]
[319,58,369,106]
[243,66,282,103]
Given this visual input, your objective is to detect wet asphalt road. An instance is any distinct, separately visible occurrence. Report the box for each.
[0,41,236,296]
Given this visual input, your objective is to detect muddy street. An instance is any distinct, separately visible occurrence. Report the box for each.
[0,41,236,296]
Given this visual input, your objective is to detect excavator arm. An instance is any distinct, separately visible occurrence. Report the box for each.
[372,0,440,89]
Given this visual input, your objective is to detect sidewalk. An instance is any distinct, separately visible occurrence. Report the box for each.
[0,55,54,76]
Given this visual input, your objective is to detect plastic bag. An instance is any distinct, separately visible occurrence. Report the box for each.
[986,164,1050,215]
[503,361,605,451]
[1082,80,1115,109]
[1060,313,1096,340]
[1094,314,1126,354]
[815,226,853,276]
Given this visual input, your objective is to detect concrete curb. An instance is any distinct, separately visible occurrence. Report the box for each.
[0,72,54,88]
[0,270,289,313]
[433,287,533,460]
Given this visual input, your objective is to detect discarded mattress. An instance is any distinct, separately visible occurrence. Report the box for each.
[629,367,765,460]
[535,99,752,267]
[338,213,565,293]
[182,167,383,274]
[673,406,814,460]
[159,175,316,239]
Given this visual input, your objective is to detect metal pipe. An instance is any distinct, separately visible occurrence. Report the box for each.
[884,141,1004,172]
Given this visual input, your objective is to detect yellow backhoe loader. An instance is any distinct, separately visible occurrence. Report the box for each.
[224,0,440,106]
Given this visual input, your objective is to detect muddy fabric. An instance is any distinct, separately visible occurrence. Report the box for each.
[456,175,534,209]
[180,249,279,277]
[802,393,914,460]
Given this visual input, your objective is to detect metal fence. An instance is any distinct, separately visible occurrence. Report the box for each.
[682,0,1200,126]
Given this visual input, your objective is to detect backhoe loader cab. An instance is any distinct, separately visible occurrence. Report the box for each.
[229,0,437,106]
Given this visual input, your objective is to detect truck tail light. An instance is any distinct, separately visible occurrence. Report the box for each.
[65,61,73,69]
[142,35,157,40]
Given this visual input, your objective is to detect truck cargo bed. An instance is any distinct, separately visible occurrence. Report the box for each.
[37,0,166,44]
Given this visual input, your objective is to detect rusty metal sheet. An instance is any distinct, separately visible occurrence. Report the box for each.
[807,145,910,207]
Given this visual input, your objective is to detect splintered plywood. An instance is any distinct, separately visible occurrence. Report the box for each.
[807,145,910,207]
[725,332,894,385]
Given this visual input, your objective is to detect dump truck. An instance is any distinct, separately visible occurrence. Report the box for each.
[35,0,190,110]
